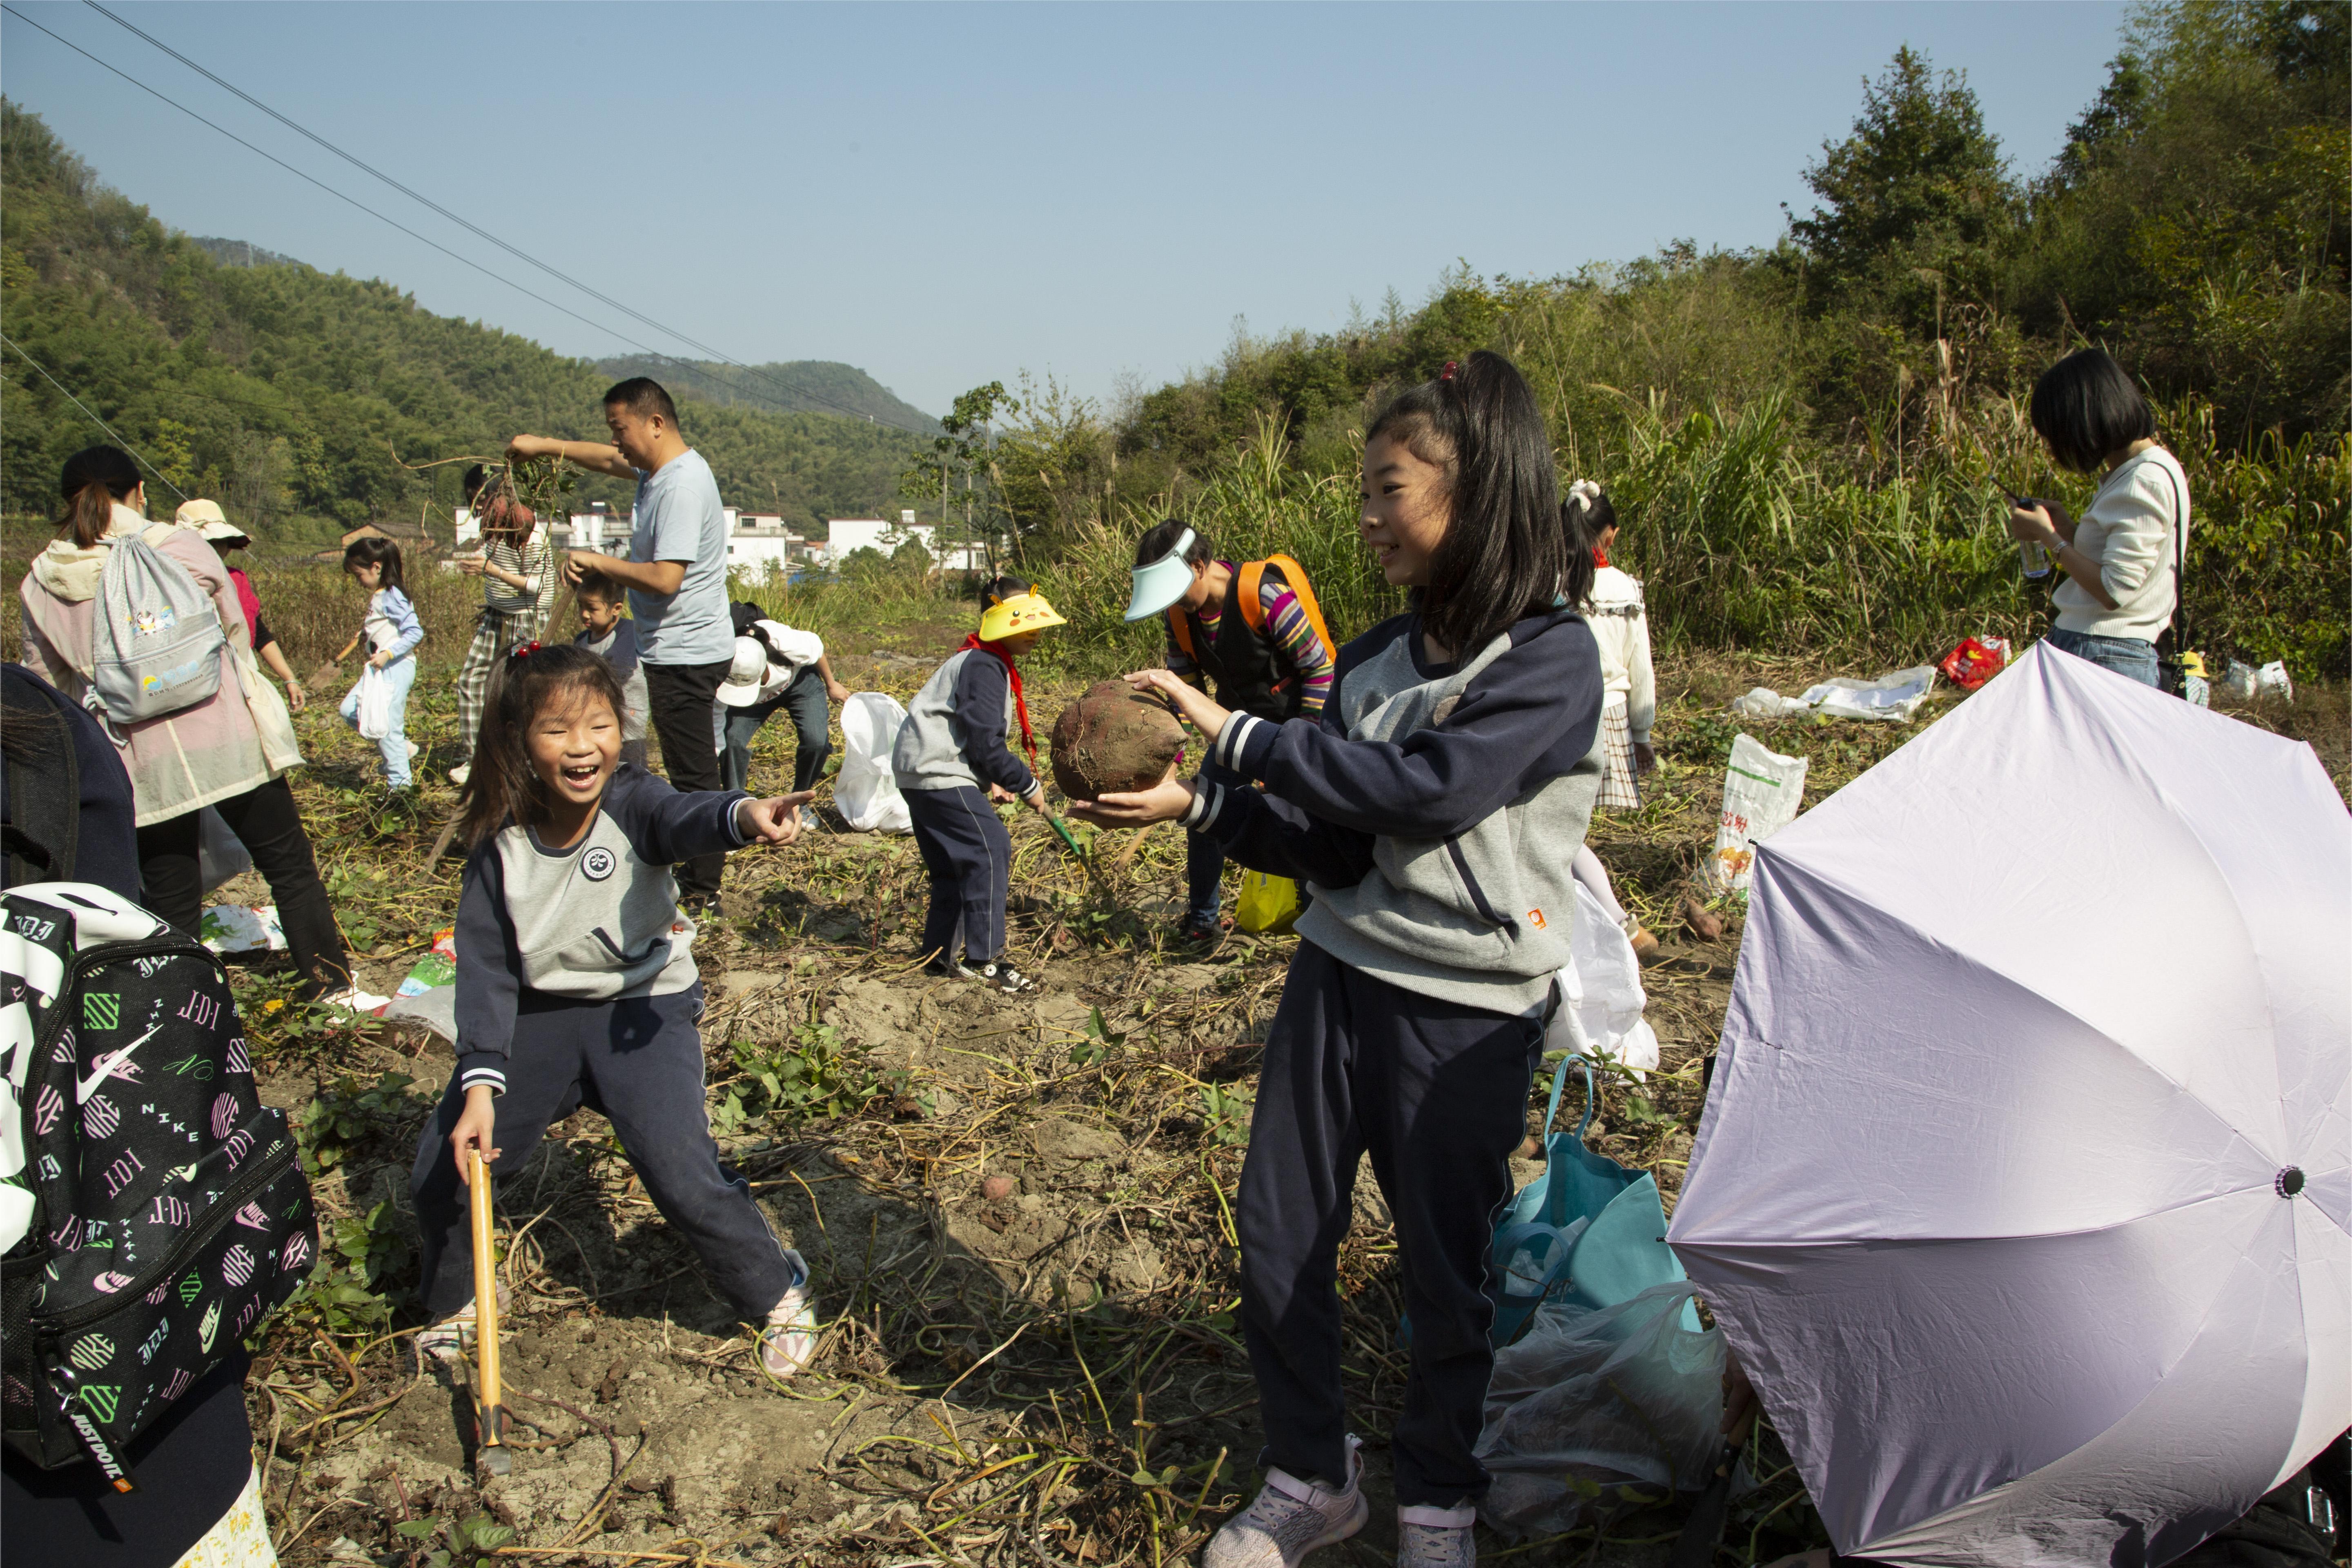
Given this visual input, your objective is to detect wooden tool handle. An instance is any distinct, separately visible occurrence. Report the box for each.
[468,1150,502,1446]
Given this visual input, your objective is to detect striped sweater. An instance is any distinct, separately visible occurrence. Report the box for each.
[1165,561,1335,717]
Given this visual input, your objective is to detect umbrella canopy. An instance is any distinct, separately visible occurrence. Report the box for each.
[1668,644,2350,1567]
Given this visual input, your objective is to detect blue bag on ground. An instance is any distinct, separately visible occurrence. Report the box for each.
[1487,1055,1687,1348]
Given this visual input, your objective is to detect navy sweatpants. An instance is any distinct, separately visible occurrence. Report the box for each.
[409,986,799,1321]
[1238,940,1547,1508]
[904,784,1010,965]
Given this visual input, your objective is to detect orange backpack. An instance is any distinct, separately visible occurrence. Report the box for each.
[1164,555,1336,673]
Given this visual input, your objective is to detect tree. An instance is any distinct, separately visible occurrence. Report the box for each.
[1792,47,2016,305]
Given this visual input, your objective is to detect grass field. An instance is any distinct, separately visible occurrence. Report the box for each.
[3,548,2344,1567]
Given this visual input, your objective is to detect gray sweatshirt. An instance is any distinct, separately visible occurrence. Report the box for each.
[1183,608,1605,1013]
[891,647,1040,798]
[453,764,750,1092]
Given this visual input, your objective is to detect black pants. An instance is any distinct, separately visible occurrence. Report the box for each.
[644,658,733,899]
[1238,940,1545,1508]
[408,987,797,1322]
[903,784,1009,965]
[137,776,348,998]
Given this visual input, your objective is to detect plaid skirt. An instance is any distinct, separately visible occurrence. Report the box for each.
[1597,695,1641,813]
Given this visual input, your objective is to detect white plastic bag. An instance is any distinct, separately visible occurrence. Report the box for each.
[352,664,393,740]
[1798,664,1937,722]
[1711,732,1807,893]
[1475,1282,1724,1540]
[198,903,285,954]
[1728,686,1811,720]
[2220,660,2260,700]
[197,807,251,893]
[2256,660,2294,701]
[835,691,913,834]
[1548,881,1659,1078]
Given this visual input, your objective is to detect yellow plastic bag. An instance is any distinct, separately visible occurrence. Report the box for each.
[1234,871,1302,935]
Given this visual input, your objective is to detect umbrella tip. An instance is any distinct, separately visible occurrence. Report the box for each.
[2276,1167,2305,1198]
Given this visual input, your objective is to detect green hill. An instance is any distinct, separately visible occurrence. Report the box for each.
[0,101,933,539]
[597,355,939,435]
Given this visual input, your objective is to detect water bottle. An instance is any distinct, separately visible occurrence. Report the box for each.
[2018,538,2051,579]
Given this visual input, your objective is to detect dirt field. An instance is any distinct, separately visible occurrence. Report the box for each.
[196,631,2345,1568]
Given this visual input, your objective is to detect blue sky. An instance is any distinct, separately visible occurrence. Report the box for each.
[2,2,2131,421]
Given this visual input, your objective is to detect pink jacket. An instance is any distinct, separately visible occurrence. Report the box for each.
[18,508,300,826]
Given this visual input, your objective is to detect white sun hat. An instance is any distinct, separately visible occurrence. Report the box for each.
[1124,526,1197,621]
[714,637,778,707]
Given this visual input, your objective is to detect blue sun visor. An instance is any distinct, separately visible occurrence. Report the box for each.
[1124,528,1197,621]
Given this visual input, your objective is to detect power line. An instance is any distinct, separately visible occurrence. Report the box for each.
[81,0,928,435]
[1,331,189,501]
[0,4,687,372]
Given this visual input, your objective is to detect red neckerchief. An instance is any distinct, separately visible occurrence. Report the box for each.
[1592,546,1610,569]
[962,634,1036,762]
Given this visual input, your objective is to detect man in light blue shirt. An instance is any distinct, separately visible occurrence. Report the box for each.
[506,378,737,905]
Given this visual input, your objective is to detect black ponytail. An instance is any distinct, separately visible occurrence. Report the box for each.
[1366,351,1563,656]
[56,445,143,549]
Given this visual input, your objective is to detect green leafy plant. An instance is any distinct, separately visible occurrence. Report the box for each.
[1069,1005,1127,1067]
[394,1513,516,1568]
[1200,1083,1254,1148]
[294,1072,428,1176]
[712,1023,884,1132]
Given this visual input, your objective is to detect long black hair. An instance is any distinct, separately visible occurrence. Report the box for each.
[457,644,629,848]
[56,445,143,549]
[342,535,406,593]
[1365,351,1567,655]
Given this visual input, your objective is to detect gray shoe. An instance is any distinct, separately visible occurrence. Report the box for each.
[1204,1437,1367,1568]
[1396,1503,1478,1567]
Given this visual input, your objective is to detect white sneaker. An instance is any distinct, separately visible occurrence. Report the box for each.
[1397,1503,1479,1567]
[796,805,821,833]
[449,764,470,786]
[1204,1437,1367,1568]
[414,1287,513,1370]
[755,1250,818,1382]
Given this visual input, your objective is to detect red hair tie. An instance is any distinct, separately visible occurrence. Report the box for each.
[510,640,541,660]
[1440,361,1458,383]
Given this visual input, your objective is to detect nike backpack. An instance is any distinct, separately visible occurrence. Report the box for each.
[0,882,316,1486]
[89,530,225,724]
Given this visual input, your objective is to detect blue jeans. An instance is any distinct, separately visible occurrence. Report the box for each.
[2045,627,2159,687]
[339,654,416,785]
[711,667,833,795]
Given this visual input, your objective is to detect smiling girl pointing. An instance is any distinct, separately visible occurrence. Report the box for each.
[407,644,823,1386]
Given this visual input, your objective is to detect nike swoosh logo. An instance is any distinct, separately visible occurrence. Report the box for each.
[78,1024,162,1103]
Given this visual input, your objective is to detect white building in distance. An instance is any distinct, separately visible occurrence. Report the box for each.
[822,511,988,572]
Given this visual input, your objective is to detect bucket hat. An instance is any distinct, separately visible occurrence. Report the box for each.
[1124,527,1196,621]
[174,498,248,544]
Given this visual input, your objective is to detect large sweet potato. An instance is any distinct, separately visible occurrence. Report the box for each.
[1050,680,1184,800]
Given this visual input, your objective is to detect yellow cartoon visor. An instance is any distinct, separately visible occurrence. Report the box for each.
[979,591,1066,642]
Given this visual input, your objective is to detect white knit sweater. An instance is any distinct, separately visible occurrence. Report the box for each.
[2053,447,2191,642]
[1584,565,1656,742]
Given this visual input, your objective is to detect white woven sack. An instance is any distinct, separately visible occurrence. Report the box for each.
[835,691,913,834]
